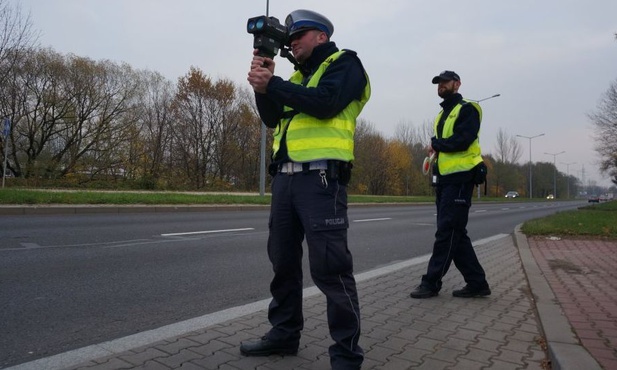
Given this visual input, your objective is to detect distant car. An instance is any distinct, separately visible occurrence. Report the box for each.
[546,194,554,200]
[588,195,600,203]
[505,191,519,198]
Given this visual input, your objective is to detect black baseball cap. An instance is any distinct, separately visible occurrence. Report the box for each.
[431,70,460,84]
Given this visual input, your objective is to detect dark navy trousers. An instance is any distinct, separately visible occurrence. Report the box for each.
[265,170,363,369]
[421,181,488,292]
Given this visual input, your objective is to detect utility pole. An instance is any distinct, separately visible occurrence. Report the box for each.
[581,164,586,194]
[258,0,270,196]
[561,161,576,199]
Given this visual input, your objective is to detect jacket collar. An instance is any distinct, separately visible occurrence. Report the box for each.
[440,93,463,111]
[298,42,338,75]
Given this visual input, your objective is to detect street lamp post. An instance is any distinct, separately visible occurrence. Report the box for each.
[470,93,501,199]
[544,151,565,198]
[471,94,501,103]
[516,133,545,199]
[561,161,576,199]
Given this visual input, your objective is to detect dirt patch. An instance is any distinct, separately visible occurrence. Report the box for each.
[547,259,597,275]
[548,259,583,274]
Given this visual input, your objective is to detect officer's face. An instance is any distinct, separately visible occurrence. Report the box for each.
[289,29,328,64]
[437,79,460,99]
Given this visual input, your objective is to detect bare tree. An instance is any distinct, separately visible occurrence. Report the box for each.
[0,0,38,85]
[392,119,434,195]
[588,78,617,185]
[131,70,175,186]
[353,120,390,194]
[0,0,39,177]
[7,48,72,178]
[493,128,522,164]
[225,86,263,190]
[0,48,141,179]
[393,120,415,147]
[171,67,245,189]
[208,77,241,185]
[53,57,140,178]
[487,128,524,195]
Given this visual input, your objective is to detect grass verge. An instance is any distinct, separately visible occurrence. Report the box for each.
[521,200,617,239]
[0,188,436,205]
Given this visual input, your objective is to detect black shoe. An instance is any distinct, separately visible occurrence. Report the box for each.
[240,336,299,356]
[452,285,491,298]
[409,285,438,299]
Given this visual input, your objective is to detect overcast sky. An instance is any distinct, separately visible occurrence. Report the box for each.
[12,0,617,187]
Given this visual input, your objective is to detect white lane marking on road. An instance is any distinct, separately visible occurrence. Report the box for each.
[353,218,392,223]
[1,240,151,251]
[474,209,487,213]
[161,228,254,237]
[20,243,41,249]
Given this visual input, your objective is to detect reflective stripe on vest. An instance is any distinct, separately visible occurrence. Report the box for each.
[272,50,371,162]
[433,100,483,175]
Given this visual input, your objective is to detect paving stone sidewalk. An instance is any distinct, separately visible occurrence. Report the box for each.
[10,232,611,370]
[528,237,617,370]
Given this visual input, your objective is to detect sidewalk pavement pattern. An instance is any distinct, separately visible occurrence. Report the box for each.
[8,228,615,370]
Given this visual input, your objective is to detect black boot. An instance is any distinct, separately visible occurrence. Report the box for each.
[452,285,491,298]
[409,285,438,299]
[240,336,299,356]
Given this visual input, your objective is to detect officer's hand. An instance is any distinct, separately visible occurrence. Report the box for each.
[251,49,275,73]
[248,50,275,94]
[427,144,436,157]
[247,65,273,94]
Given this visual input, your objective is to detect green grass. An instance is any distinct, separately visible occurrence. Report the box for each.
[0,188,439,205]
[521,200,617,238]
[0,189,270,205]
[0,188,560,205]
[0,188,574,206]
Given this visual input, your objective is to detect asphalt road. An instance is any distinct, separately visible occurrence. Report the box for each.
[0,200,585,368]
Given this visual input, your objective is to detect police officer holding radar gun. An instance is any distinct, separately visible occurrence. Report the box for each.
[241,9,370,370]
[409,71,491,300]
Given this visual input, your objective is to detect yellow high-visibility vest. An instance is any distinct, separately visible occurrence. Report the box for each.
[434,100,483,175]
[272,50,371,162]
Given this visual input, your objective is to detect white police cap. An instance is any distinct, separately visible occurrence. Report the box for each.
[285,9,334,38]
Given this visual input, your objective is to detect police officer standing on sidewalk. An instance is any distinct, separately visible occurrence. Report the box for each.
[240,9,370,370]
[409,70,491,299]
